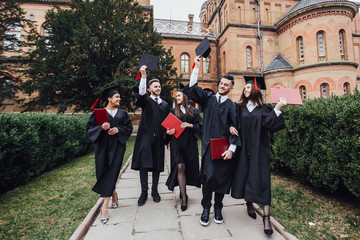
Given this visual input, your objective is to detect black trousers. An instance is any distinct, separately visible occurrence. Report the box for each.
[140,168,160,191]
[201,184,224,209]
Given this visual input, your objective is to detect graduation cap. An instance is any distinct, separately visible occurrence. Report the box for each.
[192,36,212,69]
[195,36,211,58]
[91,85,119,110]
[135,54,160,80]
[178,83,186,92]
[244,76,266,91]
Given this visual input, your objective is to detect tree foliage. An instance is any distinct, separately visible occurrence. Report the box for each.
[0,0,36,106]
[22,0,179,113]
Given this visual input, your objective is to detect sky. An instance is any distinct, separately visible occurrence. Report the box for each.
[150,0,205,22]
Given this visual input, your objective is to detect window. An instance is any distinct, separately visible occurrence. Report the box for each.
[343,82,350,95]
[320,83,329,99]
[317,31,326,61]
[339,30,346,60]
[246,46,252,70]
[297,36,304,64]
[181,53,189,73]
[299,85,306,100]
[203,57,210,74]
[3,23,21,51]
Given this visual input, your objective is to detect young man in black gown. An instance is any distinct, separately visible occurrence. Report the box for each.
[131,65,170,206]
[182,56,241,226]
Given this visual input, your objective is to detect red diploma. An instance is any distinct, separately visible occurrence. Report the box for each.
[270,88,303,105]
[210,138,229,160]
[94,109,108,126]
[161,113,185,139]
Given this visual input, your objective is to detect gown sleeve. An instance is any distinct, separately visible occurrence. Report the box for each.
[86,112,102,143]
[116,111,133,145]
[262,104,286,133]
[133,87,149,109]
[182,84,212,108]
[229,102,241,147]
[191,108,202,140]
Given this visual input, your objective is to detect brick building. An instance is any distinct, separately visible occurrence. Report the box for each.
[2,0,360,111]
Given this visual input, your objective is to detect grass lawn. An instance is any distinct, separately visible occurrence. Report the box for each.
[0,136,135,240]
[271,174,360,240]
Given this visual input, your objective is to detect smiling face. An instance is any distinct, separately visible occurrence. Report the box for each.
[244,84,252,98]
[108,93,121,106]
[176,91,184,105]
[149,81,161,96]
[218,78,233,96]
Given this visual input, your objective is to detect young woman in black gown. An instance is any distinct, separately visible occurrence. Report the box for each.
[230,81,287,235]
[86,87,133,224]
[165,90,201,211]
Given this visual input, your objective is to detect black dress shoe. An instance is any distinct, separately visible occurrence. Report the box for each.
[151,188,161,203]
[180,194,188,211]
[263,215,274,236]
[246,202,256,219]
[138,190,147,206]
[200,208,210,226]
[214,207,224,224]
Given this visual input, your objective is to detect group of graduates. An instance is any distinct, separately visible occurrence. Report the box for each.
[86,56,287,236]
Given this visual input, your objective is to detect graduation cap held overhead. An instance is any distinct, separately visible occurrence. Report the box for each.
[244,76,266,91]
[91,85,119,110]
[135,54,160,80]
[195,36,211,58]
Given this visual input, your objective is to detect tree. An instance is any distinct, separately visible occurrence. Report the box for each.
[22,0,179,113]
[0,0,36,107]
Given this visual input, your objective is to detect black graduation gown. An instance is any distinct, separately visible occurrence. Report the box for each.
[182,84,241,194]
[131,89,170,172]
[86,109,133,197]
[165,108,202,191]
[231,104,285,205]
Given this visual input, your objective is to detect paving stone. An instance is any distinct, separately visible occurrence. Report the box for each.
[121,171,140,179]
[222,205,262,229]
[180,215,232,240]
[116,187,141,199]
[92,206,137,226]
[84,222,133,240]
[133,230,182,240]
[116,178,141,188]
[230,225,285,240]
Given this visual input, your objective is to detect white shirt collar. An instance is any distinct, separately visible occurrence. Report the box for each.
[150,94,162,104]
[246,101,258,112]
[215,92,228,103]
[180,105,186,114]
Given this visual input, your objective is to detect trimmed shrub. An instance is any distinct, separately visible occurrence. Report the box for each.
[0,113,93,194]
[270,90,360,198]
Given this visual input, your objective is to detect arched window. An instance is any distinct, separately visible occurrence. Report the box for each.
[297,36,304,64]
[320,83,329,99]
[246,46,252,70]
[343,82,350,95]
[203,57,210,74]
[339,30,346,60]
[317,31,326,61]
[299,85,306,100]
[180,53,189,73]
[3,23,21,51]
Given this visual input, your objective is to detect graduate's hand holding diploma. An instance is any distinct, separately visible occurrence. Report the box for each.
[222,150,234,160]
[275,97,287,111]
[108,127,119,135]
[166,128,176,135]
[181,122,193,128]
[102,122,110,131]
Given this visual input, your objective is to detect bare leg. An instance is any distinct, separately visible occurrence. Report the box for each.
[177,163,187,206]
[112,190,118,204]
[102,197,110,218]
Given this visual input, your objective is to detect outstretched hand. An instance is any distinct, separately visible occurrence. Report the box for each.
[275,97,287,111]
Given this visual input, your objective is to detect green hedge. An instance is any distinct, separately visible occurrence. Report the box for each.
[270,90,360,198]
[0,113,93,194]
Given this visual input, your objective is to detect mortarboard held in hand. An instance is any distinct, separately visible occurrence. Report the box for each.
[135,54,160,80]
[244,76,266,91]
[192,36,211,69]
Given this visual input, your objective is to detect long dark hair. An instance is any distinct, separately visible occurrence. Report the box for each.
[239,84,264,107]
[175,91,194,118]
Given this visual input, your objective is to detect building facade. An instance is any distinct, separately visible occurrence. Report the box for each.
[2,0,360,111]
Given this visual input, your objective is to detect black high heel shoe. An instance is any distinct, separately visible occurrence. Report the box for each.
[263,215,273,236]
[246,202,256,219]
[180,194,188,211]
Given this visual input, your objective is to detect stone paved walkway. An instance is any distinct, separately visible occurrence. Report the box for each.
[81,149,296,240]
